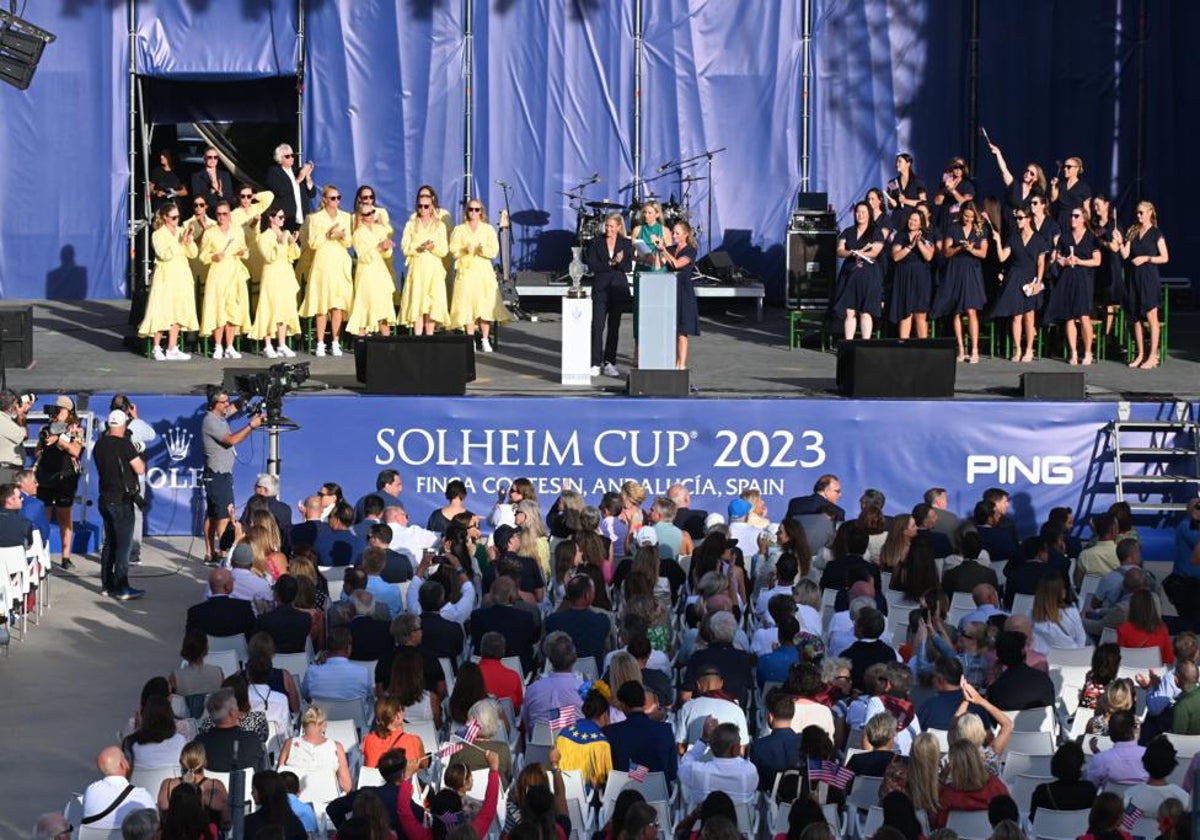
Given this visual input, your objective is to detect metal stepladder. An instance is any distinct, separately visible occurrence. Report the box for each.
[1109,401,1200,514]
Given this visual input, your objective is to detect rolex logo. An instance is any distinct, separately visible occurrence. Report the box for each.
[164,427,193,462]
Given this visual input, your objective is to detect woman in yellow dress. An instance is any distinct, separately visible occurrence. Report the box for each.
[354,184,396,285]
[399,191,450,335]
[199,200,252,360]
[231,185,273,310]
[299,185,353,356]
[449,199,506,352]
[347,204,397,337]
[139,204,198,361]
[251,205,301,358]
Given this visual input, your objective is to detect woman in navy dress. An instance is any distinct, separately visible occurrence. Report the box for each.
[866,187,893,285]
[831,201,885,340]
[932,201,988,363]
[990,207,1047,362]
[657,219,699,370]
[985,139,1047,234]
[889,209,936,338]
[932,156,975,231]
[1044,206,1101,365]
[886,153,927,216]
[1050,156,1092,232]
[1091,194,1125,350]
[1119,201,1170,370]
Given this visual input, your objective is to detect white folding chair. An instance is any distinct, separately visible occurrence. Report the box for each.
[949,591,976,611]
[822,587,838,609]
[0,545,30,636]
[1164,733,1200,759]
[1008,774,1053,819]
[1011,593,1035,617]
[327,577,345,602]
[273,651,311,682]
[1103,780,1136,800]
[1078,575,1102,605]
[1006,730,1056,755]
[203,648,240,678]
[1001,752,1053,784]
[1129,817,1161,840]
[946,809,993,840]
[1032,808,1093,840]
[404,718,440,752]
[77,827,123,840]
[207,633,249,663]
[1002,705,1055,733]
[284,763,343,815]
[357,765,384,789]
[926,728,950,754]
[861,805,885,839]
[1118,647,1163,670]
[314,698,369,734]
[325,718,360,752]
[130,764,179,795]
[1099,626,1118,645]
[1046,646,1095,668]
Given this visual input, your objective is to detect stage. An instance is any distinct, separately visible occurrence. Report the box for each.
[13,298,1200,401]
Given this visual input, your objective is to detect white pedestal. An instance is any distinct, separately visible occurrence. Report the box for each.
[561,295,592,385]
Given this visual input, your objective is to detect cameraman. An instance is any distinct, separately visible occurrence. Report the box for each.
[110,395,157,566]
[93,410,145,600]
[201,385,263,565]
[34,395,83,570]
[0,389,32,484]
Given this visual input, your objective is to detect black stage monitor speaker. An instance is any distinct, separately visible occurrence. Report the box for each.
[1022,371,1086,400]
[786,229,837,308]
[836,338,957,398]
[0,305,33,369]
[697,251,735,282]
[355,334,476,395]
[797,192,829,211]
[628,368,689,397]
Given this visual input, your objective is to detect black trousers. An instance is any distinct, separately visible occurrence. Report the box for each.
[591,272,632,366]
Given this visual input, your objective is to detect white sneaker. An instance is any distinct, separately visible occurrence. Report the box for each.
[166,347,191,361]
[330,341,343,357]
[602,362,620,377]
[211,345,224,360]
[280,344,296,358]
[589,365,601,377]
[225,347,242,359]
[263,344,279,359]
[314,342,326,357]
[479,337,493,353]
[152,345,166,361]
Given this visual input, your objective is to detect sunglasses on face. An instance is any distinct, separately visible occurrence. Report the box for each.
[467,206,482,213]
[205,154,218,160]
[327,195,341,201]
[240,193,254,200]
[418,203,432,209]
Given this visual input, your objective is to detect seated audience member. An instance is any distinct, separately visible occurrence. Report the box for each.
[277,705,353,797]
[187,568,256,639]
[679,610,754,707]
[930,740,1010,829]
[362,697,425,771]
[1000,613,1049,673]
[912,502,955,559]
[195,689,266,772]
[957,583,1007,630]
[819,522,882,592]
[32,812,75,840]
[227,542,273,607]
[1030,574,1087,653]
[679,718,759,809]
[545,573,614,665]
[757,614,801,687]
[842,607,899,691]
[1030,740,1097,819]
[1117,588,1175,666]
[362,523,413,583]
[521,631,584,731]
[477,630,525,712]
[169,627,225,699]
[941,531,999,594]
[986,629,1056,710]
[290,494,332,551]
[300,628,374,703]
[1123,735,1188,815]
[1003,536,1066,610]
[827,591,883,659]
[358,546,402,618]
[783,661,836,739]
[326,567,388,629]
[604,681,679,782]
[416,579,465,666]
[917,656,993,731]
[846,711,904,777]
[346,590,394,664]
[470,576,540,673]
[254,574,312,653]
[314,502,367,567]
[81,746,157,830]
[677,666,751,747]
[325,749,408,835]
[382,504,437,566]
[1085,711,1148,787]
[1169,660,1200,735]
[749,690,802,792]
[975,495,1019,563]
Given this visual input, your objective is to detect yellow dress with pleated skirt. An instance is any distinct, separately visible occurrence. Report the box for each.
[198,224,252,334]
[398,218,450,327]
[138,226,199,335]
[299,209,353,316]
[250,230,302,340]
[347,222,397,334]
[448,221,508,328]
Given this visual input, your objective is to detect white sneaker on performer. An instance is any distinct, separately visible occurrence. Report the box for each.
[280,344,296,358]
[226,347,242,359]
[152,345,166,361]
[314,343,326,357]
[211,346,224,360]
[330,341,343,357]
[263,344,278,359]
[589,365,601,377]
[166,347,191,361]
[480,337,493,353]
[602,362,620,377]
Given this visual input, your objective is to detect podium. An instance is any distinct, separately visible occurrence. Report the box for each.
[561,296,592,386]
[629,270,689,396]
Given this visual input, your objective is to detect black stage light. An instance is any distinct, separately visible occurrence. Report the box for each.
[0,8,56,91]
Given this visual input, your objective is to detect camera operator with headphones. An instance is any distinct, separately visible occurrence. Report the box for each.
[201,384,263,565]
[0,389,33,484]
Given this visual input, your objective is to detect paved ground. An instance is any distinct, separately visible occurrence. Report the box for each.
[8,298,1200,400]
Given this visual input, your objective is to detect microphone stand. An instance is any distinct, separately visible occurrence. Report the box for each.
[672,148,726,254]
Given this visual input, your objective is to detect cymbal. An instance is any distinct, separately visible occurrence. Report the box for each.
[680,175,708,182]
[586,200,625,210]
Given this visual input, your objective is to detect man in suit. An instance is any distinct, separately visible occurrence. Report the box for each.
[470,576,538,672]
[365,523,413,583]
[254,574,311,653]
[986,630,1055,710]
[818,522,882,593]
[913,502,955,559]
[346,590,395,664]
[679,610,753,707]
[187,568,255,640]
[353,469,404,524]
[668,483,708,541]
[291,494,332,551]
[265,143,315,232]
[314,502,366,567]
[604,681,678,782]
[241,473,293,551]
[1004,536,1068,610]
[785,474,846,522]
[189,147,234,211]
[842,608,900,691]
[748,691,802,792]
[974,500,1020,567]
[942,541,1000,594]
[926,487,963,551]
[418,580,465,667]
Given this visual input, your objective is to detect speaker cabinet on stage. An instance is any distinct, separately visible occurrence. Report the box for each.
[786,229,837,308]
[836,338,956,398]
[354,335,476,395]
[0,305,33,369]
[1022,371,1086,400]
[697,252,735,283]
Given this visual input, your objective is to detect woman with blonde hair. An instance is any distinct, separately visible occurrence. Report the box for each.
[656,219,700,369]
[449,198,506,352]
[1120,200,1170,369]
[514,498,551,579]
[1031,574,1087,653]
[251,204,302,357]
[630,201,672,271]
[606,653,643,722]
[139,203,199,360]
[157,741,230,829]
[399,188,450,336]
[1043,203,1101,365]
[299,185,354,356]
[950,685,1014,774]
[878,514,917,573]
[346,199,397,337]
[1049,156,1092,231]
[584,211,634,377]
[1086,678,1134,736]
[881,730,941,819]
[932,740,1009,829]
[278,705,352,795]
[285,550,329,610]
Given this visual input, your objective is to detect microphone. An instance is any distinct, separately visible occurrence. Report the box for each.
[589,173,601,183]
[657,161,676,173]
[495,180,510,189]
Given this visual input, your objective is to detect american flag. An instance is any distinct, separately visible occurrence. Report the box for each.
[437,717,482,759]
[628,763,649,783]
[807,758,855,791]
[1119,803,1143,832]
[549,704,578,731]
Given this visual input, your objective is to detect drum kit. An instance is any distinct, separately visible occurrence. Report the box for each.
[562,165,708,249]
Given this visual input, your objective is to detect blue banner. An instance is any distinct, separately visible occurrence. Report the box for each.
[88,394,1183,545]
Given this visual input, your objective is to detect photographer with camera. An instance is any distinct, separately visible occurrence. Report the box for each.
[34,395,84,570]
[201,385,263,566]
[0,389,33,484]
[110,395,157,566]
[93,410,146,600]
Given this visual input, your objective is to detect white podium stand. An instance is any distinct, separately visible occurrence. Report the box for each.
[561,296,592,385]
[630,271,689,395]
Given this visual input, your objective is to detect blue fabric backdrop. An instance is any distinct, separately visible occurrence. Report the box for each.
[0,1,1196,302]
